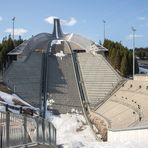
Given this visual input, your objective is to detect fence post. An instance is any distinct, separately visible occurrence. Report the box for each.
[20,107,23,114]
[0,126,3,148]
[49,122,51,145]
[6,111,10,148]
[36,117,39,144]
[42,118,45,144]
[54,128,56,145]
[24,115,28,146]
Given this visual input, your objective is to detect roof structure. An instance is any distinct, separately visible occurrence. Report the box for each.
[8,19,106,56]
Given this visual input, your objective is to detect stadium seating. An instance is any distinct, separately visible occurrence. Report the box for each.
[96,79,148,128]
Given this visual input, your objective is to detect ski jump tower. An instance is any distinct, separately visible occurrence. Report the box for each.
[52,18,64,39]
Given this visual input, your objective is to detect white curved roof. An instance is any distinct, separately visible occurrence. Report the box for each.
[9,32,107,56]
[65,33,107,52]
[9,33,52,55]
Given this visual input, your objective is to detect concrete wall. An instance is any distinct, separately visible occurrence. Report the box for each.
[108,127,148,144]
[134,75,148,81]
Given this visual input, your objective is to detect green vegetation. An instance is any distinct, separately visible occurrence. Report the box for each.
[135,47,148,59]
[0,35,23,70]
[103,39,139,77]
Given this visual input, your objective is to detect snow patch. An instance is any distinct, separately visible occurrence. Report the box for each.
[0,91,14,104]
[54,50,66,60]
[67,33,73,41]
[51,40,63,46]
[139,67,148,73]
[47,99,55,106]
[0,91,38,113]
[46,113,97,147]
[46,112,148,148]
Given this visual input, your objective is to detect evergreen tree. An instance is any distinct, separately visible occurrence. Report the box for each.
[15,35,23,46]
[128,51,133,76]
[110,48,116,66]
[114,49,121,70]
[7,35,14,52]
[0,35,23,71]
[135,59,139,74]
[120,52,128,76]
[103,39,139,77]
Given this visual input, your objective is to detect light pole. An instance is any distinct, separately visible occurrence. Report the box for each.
[132,27,136,79]
[12,17,15,42]
[103,20,106,43]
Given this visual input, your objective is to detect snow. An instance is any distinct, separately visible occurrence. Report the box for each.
[1,91,148,147]
[67,33,73,41]
[47,113,97,146]
[0,91,37,113]
[46,112,148,148]
[50,39,66,60]
[47,99,55,107]
[139,67,148,73]
[54,50,66,60]
[51,39,63,46]
[0,91,14,104]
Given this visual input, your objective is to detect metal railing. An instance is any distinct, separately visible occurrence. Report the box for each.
[0,102,56,147]
[94,79,127,111]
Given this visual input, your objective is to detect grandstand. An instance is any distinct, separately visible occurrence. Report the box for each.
[95,77,148,128]
[76,52,121,108]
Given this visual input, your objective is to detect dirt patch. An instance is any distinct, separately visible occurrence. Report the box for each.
[12,98,28,106]
[0,82,12,94]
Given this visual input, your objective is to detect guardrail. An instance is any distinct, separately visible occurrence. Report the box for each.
[41,41,51,118]
[0,101,56,147]
[71,51,91,110]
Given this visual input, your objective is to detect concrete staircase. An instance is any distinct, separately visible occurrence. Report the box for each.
[77,52,121,108]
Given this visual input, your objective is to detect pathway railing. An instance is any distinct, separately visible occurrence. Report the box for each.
[0,101,56,147]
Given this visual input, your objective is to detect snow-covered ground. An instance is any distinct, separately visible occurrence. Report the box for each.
[51,39,63,46]
[54,50,66,60]
[139,66,148,73]
[0,91,37,113]
[46,111,148,148]
[0,91,148,148]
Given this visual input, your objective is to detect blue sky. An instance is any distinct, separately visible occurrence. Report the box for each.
[0,0,148,48]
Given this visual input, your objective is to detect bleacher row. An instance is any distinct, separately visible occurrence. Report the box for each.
[76,52,121,108]
[3,52,42,108]
[96,80,148,128]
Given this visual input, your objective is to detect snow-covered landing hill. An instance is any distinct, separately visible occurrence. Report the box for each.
[0,91,147,148]
[46,112,148,148]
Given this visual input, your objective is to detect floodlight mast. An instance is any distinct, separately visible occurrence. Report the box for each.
[12,17,15,42]
[103,20,106,43]
[132,26,136,79]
